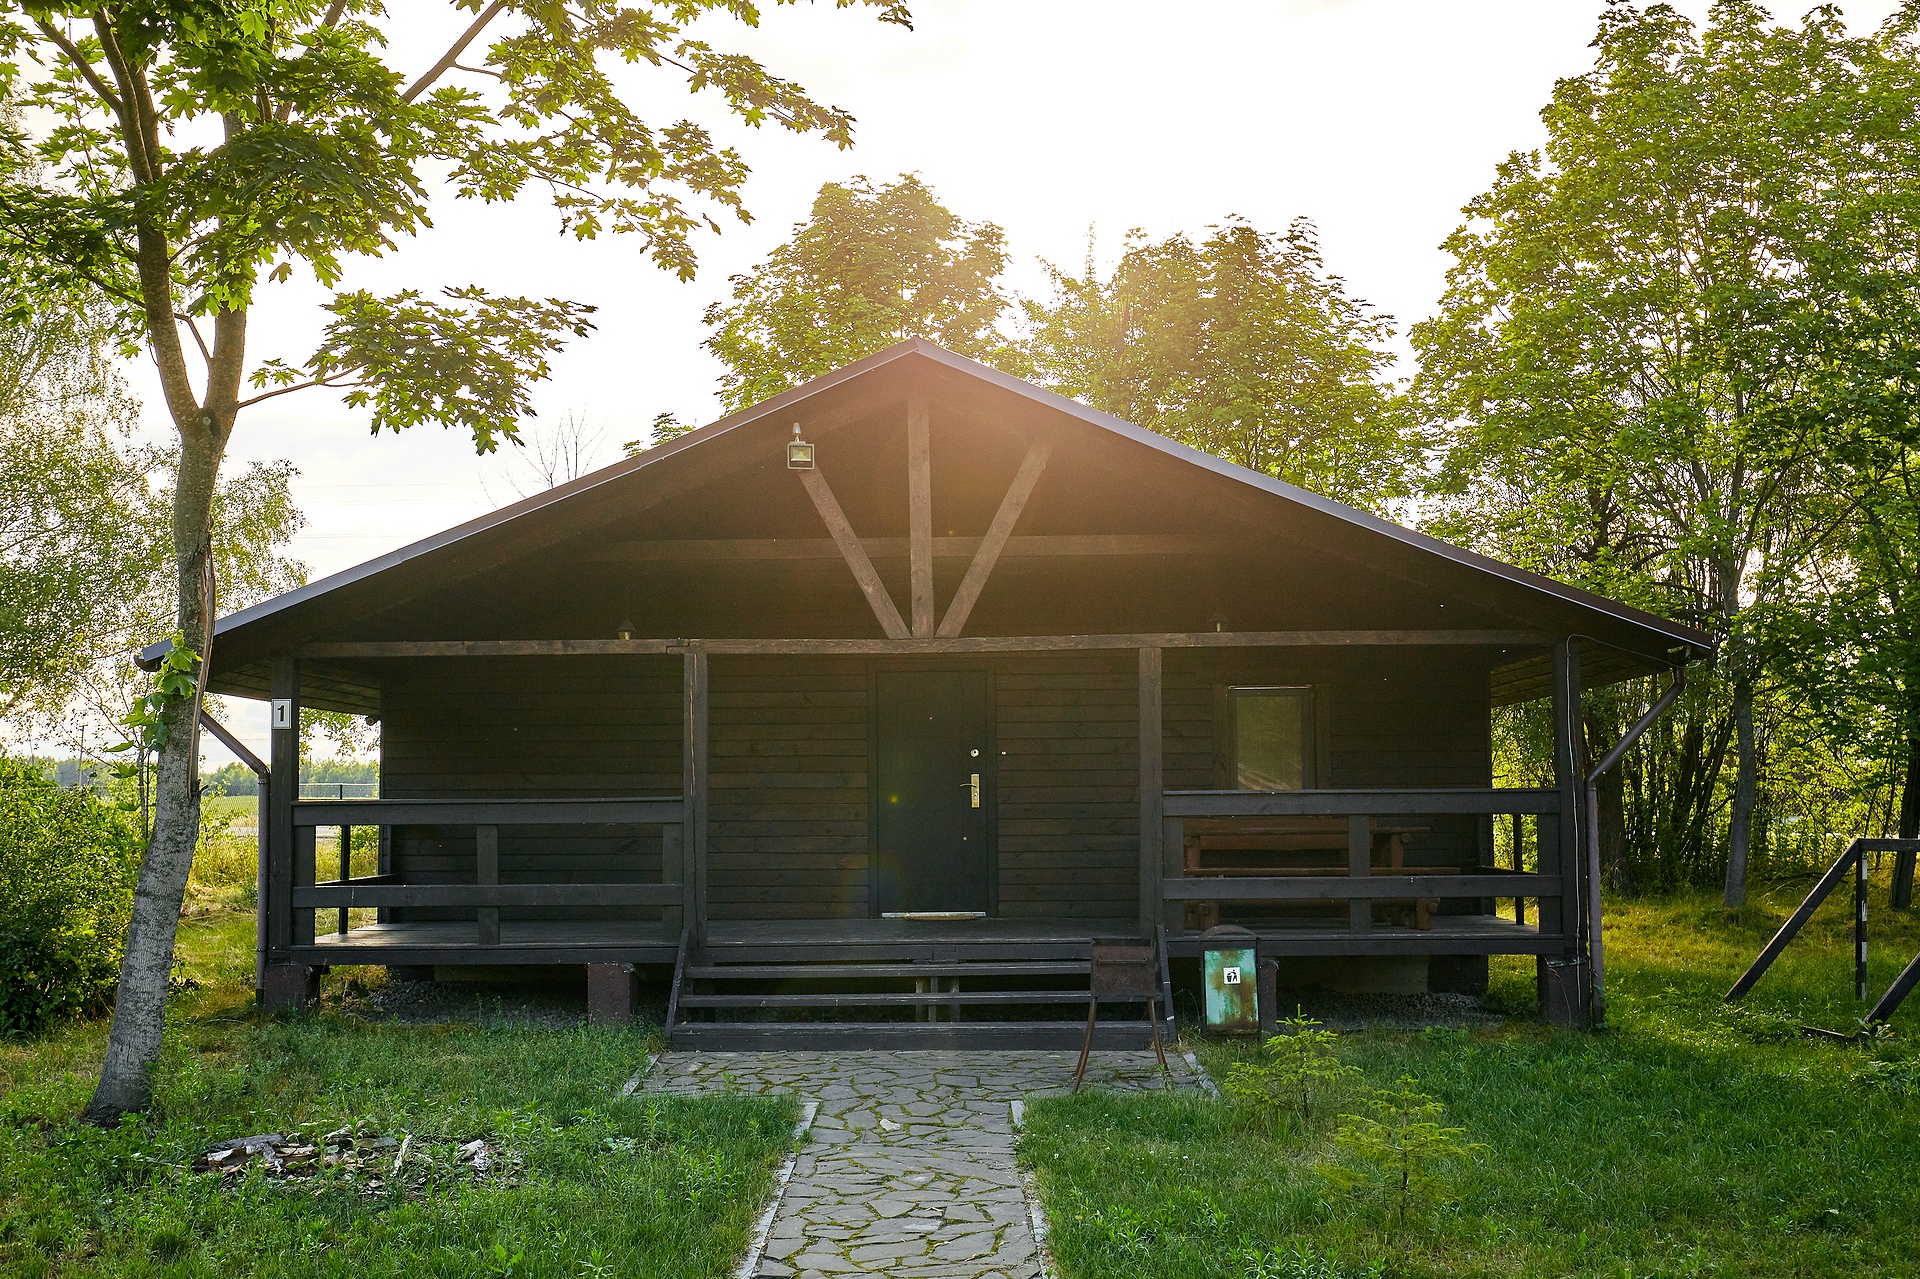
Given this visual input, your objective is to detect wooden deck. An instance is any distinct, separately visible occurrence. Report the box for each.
[291,912,1548,967]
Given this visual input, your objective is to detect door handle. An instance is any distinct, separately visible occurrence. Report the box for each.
[969,774,980,808]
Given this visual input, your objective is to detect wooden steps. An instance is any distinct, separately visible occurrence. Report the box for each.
[670,1021,1155,1050]
[665,943,1167,1050]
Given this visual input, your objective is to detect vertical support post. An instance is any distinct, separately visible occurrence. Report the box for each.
[1587,783,1606,1019]
[475,824,500,947]
[1857,844,1870,1000]
[337,825,352,937]
[1543,638,1591,1025]
[1347,814,1372,933]
[1138,646,1163,936]
[684,648,710,945]
[907,390,934,638]
[660,823,684,942]
[267,654,298,967]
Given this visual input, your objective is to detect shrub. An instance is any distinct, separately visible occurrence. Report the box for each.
[0,756,142,1035]
[1320,1077,1486,1231]
[1223,1012,1360,1131]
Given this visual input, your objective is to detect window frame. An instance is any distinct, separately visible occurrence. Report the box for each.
[1226,684,1318,791]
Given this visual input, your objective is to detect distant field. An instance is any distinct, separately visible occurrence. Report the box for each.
[202,794,254,820]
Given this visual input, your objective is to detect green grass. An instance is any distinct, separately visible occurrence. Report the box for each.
[1023,884,1920,1278]
[0,911,794,1278]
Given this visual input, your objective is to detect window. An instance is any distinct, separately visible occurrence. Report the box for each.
[1229,686,1313,790]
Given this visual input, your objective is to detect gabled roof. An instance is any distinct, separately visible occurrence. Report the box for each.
[154,339,1711,701]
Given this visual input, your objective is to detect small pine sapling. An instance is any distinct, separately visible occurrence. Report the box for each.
[1223,1011,1360,1131]
[1321,1077,1485,1231]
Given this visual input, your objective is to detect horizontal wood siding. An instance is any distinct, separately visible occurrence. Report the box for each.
[707,656,870,920]
[995,651,1138,920]
[1165,648,1494,919]
[379,656,681,920]
[368,647,1493,930]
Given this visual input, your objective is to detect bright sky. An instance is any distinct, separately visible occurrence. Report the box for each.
[114,0,1894,765]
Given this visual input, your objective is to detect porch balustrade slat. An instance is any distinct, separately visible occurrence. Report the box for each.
[1162,789,1561,817]
[292,797,684,826]
[1160,874,1563,901]
[293,883,684,908]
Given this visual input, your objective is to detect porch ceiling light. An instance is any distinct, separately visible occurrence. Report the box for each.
[786,422,815,470]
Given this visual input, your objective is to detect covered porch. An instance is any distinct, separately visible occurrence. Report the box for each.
[244,627,1594,1038]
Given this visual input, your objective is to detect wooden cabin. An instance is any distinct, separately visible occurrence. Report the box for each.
[180,341,1711,1047]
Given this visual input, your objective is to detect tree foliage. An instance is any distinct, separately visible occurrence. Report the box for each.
[1024,218,1413,512]
[1416,1,1920,897]
[0,755,142,1036]
[0,0,909,1119]
[703,173,1012,414]
[0,292,301,732]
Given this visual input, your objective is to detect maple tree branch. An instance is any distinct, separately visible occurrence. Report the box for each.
[33,18,125,117]
[403,1,508,103]
[236,374,356,410]
[176,313,212,369]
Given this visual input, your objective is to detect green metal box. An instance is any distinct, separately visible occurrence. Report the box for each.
[1203,943,1259,1033]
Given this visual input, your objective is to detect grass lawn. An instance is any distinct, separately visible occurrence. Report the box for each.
[0,909,794,1278]
[1022,886,1920,1278]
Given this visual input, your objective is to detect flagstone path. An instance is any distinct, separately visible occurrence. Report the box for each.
[643,1050,1206,1279]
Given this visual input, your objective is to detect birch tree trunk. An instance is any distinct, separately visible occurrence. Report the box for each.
[82,433,224,1120]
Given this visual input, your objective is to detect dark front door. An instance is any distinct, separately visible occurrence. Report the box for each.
[873,669,990,915]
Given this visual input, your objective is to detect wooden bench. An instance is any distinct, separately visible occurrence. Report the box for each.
[1179,817,1451,930]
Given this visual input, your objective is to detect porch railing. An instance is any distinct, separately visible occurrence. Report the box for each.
[1158,788,1570,939]
[286,797,687,946]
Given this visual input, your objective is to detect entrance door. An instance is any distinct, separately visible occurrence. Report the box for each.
[873,669,990,915]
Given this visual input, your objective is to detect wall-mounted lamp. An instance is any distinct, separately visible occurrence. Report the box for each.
[616,617,636,641]
[786,422,815,470]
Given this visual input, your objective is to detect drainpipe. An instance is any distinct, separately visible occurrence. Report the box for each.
[1583,665,1687,1022]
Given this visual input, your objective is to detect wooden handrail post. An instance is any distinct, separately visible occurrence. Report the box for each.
[338,825,352,937]
[1347,814,1372,933]
[476,824,500,946]
[1161,815,1184,932]
[661,823,684,942]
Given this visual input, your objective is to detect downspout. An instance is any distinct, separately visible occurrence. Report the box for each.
[1583,664,1688,1022]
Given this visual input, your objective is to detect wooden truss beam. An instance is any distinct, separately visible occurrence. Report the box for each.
[584,533,1216,562]
[298,630,1553,661]
[796,466,911,638]
[908,391,934,637]
[938,440,1053,638]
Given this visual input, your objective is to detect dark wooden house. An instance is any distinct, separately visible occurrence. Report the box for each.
[180,341,1710,1046]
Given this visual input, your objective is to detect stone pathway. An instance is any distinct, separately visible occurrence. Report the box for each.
[644,1050,1204,1279]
